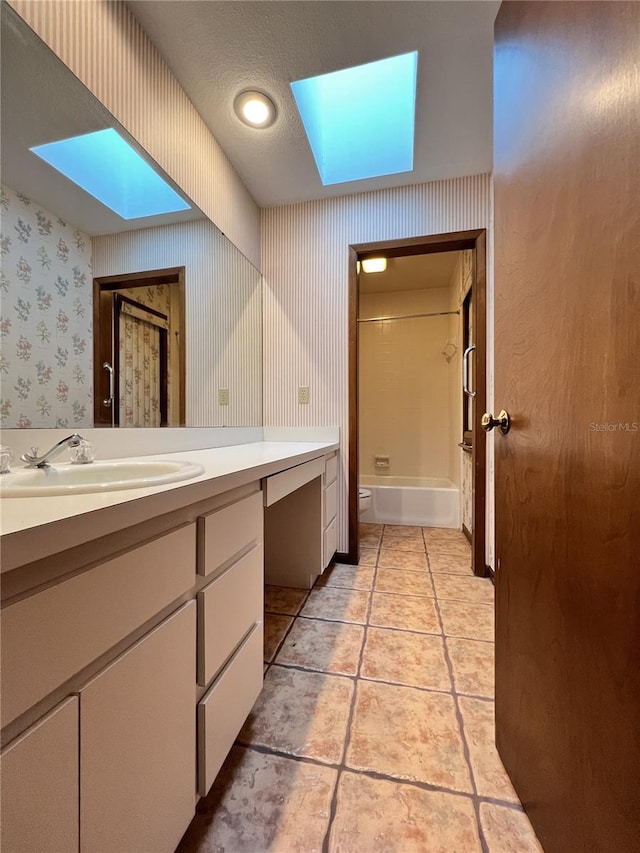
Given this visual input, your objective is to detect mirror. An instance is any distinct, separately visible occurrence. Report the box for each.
[0,4,262,429]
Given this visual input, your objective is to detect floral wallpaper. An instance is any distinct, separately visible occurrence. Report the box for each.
[0,184,93,428]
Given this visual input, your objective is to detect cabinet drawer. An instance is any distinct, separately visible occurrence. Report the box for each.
[324,453,337,486]
[197,622,263,796]
[324,518,337,569]
[80,602,196,853]
[197,491,263,577]
[1,697,79,853]
[323,479,337,527]
[2,524,195,728]
[263,457,324,507]
[198,545,263,686]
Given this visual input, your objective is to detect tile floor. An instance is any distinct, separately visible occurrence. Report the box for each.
[178,524,543,853]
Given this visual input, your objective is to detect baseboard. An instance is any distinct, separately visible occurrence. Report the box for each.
[462,524,472,544]
[335,551,357,566]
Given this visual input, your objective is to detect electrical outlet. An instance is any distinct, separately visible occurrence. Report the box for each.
[298,386,310,405]
[218,388,229,406]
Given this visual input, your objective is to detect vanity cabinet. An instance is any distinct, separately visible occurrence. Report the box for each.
[197,622,263,795]
[195,490,264,795]
[1,523,196,728]
[0,697,79,853]
[1,444,338,851]
[80,602,196,853]
[322,452,338,568]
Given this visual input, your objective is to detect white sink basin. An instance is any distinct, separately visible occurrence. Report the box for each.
[0,459,206,497]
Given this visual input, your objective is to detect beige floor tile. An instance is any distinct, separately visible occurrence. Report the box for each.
[300,586,370,624]
[439,599,494,642]
[264,585,308,616]
[423,527,468,543]
[447,637,495,698]
[276,618,365,676]
[346,680,473,792]
[458,697,519,802]
[360,531,382,548]
[429,552,473,575]
[239,666,353,764]
[317,562,374,590]
[378,550,429,571]
[479,803,544,852]
[369,592,441,635]
[361,627,451,691]
[433,574,495,606]
[375,568,434,597]
[383,524,424,537]
[427,539,472,558]
[381,535,426,552]
[359,548,378,566]
[361,522,383,535]
[176,746,336,853]
[328,772,481,853]
[263,613,294,661]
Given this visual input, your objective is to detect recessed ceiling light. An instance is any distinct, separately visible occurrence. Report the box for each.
[291,52,418,186]
[362,258,387,274]
[30,128,190,220]
[234,90,277,128]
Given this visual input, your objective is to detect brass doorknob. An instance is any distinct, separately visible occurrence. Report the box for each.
[481,410,511,434]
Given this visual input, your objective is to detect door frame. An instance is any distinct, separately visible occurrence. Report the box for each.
[93,267,186,426]
[345,229,488,576]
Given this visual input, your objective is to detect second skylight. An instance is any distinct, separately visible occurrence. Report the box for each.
[291,51,418,186]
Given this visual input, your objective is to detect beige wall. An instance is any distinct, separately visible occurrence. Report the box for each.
[7,0,260,269]
[262,174,491,555]
[93,221,262,427]
[359,287,460,483]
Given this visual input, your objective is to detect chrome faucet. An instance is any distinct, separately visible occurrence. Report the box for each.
[21,434,85,468]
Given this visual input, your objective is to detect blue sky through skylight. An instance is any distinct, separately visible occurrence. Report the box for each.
[30,129,190,219]
[291,52,418,186]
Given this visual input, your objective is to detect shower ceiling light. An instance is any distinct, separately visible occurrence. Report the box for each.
[234,90,277,128]
[361,258,387,274]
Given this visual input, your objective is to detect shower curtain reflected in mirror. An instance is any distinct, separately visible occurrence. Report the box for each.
[117,296,168,427]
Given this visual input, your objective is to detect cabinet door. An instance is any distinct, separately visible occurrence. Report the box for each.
[80,602,196,853]
[1,697,79,853]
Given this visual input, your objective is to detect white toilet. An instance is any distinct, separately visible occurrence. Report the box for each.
[359,488,372,515]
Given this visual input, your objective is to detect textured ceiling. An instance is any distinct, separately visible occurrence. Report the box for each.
[359,251,461,294]
[127,1,500,207]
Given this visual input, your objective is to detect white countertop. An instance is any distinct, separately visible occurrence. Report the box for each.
[0,440,338,572]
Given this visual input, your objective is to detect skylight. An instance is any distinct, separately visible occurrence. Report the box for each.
[291,51,418,186]
[30,129,190,220]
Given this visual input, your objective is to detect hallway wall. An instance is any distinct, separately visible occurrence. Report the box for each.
[93,220,262,427]
[261,173,493,558]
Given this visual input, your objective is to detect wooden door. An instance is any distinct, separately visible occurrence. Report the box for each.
[493,3,640,851]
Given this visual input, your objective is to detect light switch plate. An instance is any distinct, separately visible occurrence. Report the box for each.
[298,386,310,404]
[218,388,230,406]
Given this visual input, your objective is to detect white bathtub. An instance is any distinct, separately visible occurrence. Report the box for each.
[360,475,460,528]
